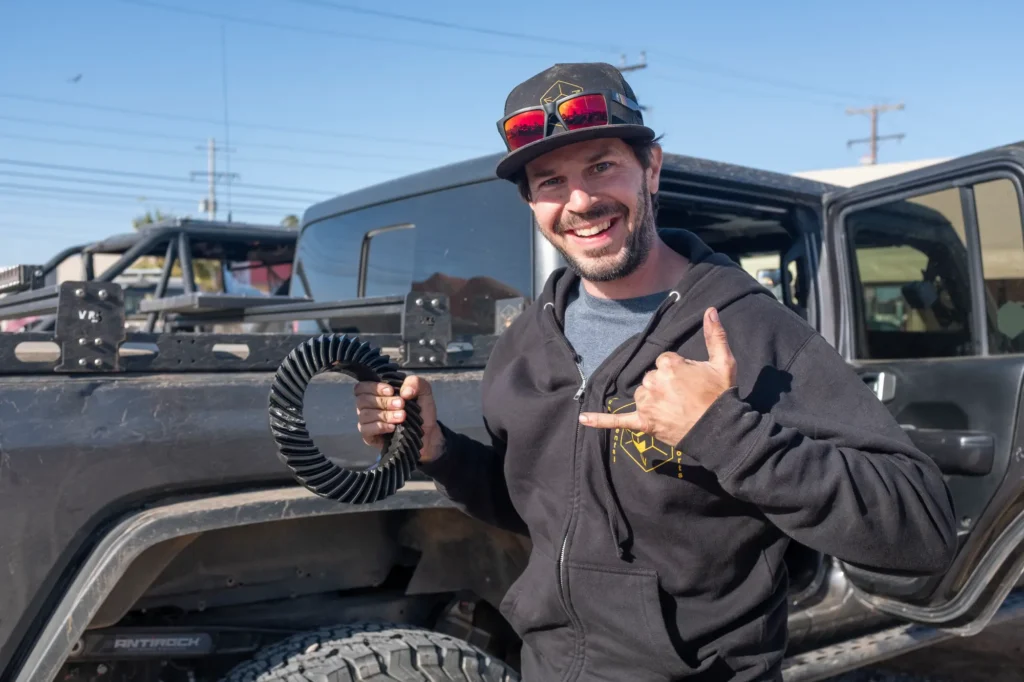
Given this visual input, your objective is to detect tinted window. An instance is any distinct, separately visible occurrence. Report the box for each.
[975,179,1024,353]
[845,187,976,359]
[294,179,532,337]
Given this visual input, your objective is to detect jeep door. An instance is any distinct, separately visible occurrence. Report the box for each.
[821,143,1024,634]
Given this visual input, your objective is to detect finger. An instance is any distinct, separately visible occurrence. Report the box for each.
[354,381,395,398]
[579,410,644,430]
[400,375,432,400]
[655,352,680,370]
[354,393,404,412]
[704,307,736,373]
[358,420,395,439]
[357,407,405,425]
[641,370,657,390]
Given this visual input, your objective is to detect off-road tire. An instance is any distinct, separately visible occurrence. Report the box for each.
[218,621,521,681]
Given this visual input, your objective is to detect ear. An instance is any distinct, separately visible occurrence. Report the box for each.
[646,143,663,195]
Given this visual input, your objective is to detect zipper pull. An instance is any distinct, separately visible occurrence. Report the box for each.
[573,358,587,401]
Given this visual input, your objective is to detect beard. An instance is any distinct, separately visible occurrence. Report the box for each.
[548,177,656,283]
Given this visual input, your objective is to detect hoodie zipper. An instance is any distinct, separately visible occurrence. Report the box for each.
[546,303,587,680]
[544,291,678,681]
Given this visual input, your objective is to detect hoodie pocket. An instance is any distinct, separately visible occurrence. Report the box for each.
[498,546,575,676]
[567,562,689,680]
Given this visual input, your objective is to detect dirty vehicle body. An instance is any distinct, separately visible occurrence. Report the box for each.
[3,144,1024,681]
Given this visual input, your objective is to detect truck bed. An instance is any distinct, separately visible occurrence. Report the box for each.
[0,368,486,679]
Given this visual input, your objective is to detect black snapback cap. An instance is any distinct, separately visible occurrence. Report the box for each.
[494,62,655,180]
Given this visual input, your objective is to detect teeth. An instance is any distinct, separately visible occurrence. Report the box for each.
[574,220,612,237]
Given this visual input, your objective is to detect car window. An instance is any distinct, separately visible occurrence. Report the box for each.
[974,178,1024,353]
[294,179,533,338]
[844,187,976,360]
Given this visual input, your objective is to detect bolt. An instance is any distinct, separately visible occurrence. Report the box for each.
[415,298,424,307]
[97,664,109,675]
[74,288,85,298]
[78,337,88,346]
[78,358,87,367]
[418,356,426,363]
[430,298,441,308]
[419,338,427,346]
[94,338,103,346]
[97,289,109,300]
[429,356,437,363]
[93,358,103,367]
[428,338,437,346]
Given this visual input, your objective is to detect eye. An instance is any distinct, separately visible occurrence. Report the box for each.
[592,161,614,173]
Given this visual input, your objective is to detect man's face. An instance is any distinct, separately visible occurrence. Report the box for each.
[525,137,662,282]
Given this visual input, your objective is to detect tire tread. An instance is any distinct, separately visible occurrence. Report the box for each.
[218,622,519,682]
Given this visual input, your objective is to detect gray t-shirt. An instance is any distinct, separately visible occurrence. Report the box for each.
[564,280,669,379]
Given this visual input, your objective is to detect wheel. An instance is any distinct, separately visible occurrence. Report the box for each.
[218,621,521,682]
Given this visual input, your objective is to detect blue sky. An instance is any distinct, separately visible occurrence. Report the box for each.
[1,0,1022,264]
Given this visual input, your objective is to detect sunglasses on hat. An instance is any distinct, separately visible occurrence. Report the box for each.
[496,90,643,152]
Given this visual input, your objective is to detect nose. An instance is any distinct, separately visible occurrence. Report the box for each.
[566,186,598,214]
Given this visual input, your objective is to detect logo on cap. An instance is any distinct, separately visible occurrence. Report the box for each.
[541,80,583,105]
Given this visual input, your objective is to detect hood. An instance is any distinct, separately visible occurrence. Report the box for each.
[541,227,772,334]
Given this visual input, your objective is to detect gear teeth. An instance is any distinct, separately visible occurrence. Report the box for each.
[267,334,424,503]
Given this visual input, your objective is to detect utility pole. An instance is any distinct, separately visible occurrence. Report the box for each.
[618,52,650,113]
[846,102,905,165]
[619,51,647,73]
[190,137,237,220]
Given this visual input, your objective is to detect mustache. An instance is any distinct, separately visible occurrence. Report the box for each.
[555,202,628,235]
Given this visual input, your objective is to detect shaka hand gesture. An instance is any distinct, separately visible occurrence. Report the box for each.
[579,307,738,448]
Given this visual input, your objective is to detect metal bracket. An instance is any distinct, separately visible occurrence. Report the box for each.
[54,281,126,372]
[402,292,451,368]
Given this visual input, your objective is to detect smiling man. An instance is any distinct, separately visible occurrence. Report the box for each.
[352,63,956,681]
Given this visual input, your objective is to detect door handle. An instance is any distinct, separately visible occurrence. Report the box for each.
[862,371,896,402]
[902,427,995,476]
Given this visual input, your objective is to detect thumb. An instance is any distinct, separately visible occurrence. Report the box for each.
[704,307,736,374]
[579,410,645,431]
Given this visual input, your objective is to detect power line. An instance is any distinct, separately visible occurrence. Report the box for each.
[0,131,409,174]
[112,0,573,62]
[648,50,890,103]
[647,71,847,109]
[112,0,881,113]
[0,170,316,205]
[283,0,622,52]
[0,159,335,197]
[0,92,491,151]
[0,115,440,163]
[847,102,906,165]
[0,190,290,219]
[280,0,884,102]
[0,183,302,214]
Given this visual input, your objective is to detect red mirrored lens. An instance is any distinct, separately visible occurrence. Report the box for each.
[558,94,608,130]
[503,110,546,150]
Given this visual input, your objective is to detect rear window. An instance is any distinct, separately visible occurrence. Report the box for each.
[294,179,533,337]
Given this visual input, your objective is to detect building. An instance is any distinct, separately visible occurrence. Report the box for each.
[791,158,950,187]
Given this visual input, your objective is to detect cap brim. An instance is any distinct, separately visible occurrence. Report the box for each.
[495,124,655,180]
